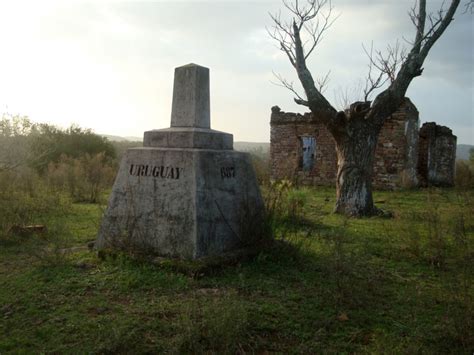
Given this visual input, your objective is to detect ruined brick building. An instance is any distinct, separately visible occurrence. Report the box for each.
[270,98,457,189]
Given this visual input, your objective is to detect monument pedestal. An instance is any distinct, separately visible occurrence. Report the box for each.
[144,127,233,150]
[96,64,264,259]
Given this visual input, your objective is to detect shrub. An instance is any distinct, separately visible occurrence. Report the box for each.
[286,187,309,220]
[48,153,116,203]
[455,160,474,189]
[0,114,35,172]
[264,180,310,223]
[249,150,271,186]
[1,114,117,175]
[29,124,116,173]
[263,179,293,221]
[260,180,314,248]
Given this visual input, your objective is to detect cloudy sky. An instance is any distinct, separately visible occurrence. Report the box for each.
[0,0,472,143]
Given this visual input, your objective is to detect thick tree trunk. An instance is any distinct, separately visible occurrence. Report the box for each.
[333,121,380,217]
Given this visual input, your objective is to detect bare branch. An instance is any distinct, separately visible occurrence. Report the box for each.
[267,11,297,67]
[270,71,308,106]
[315,70,331,94]
[303,2,339,60]
[361,40,406,102]
[334,81,364,111]
[419,0,460,59]
[362,42,389,101]
[411,0,426,52]
[294,98,309,106]
[269,0,338,82]
[269,0,339,125]
[464,0,474,13]
[368,0,461,125]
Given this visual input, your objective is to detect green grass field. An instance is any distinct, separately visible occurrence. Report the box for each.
[1,187,473,353]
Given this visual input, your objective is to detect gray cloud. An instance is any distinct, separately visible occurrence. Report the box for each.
[2,0,472,143]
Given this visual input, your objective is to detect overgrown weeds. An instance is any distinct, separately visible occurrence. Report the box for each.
[261,179,317,258]
[249,148,271,186]
[0,165,77,267]
[0,169,70,240]
[263,180,313,227]
[1,180,473,353]
[21,221,75,266]
[172,293,249,353]
[380,189,474,351]
[393,189,474,269]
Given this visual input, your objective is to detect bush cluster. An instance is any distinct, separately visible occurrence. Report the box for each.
[455,149,474,189]
[0,113,118,236]
[48,152,116,203]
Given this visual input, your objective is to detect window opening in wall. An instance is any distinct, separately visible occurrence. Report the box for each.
[300,136,316,172]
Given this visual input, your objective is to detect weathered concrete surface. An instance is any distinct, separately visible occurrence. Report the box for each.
[96,63,264,259]
[96,148,196,258]
[171,64,210,129]
[146,64,231,150]
[144,127,233,150]
[193,150,263,257]
[96,147,263,259]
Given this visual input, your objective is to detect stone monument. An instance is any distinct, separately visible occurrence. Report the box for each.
[96,64,264,259]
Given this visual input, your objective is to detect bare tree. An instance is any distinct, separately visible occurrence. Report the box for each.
[269,0,462,216]
[464,0,474,12]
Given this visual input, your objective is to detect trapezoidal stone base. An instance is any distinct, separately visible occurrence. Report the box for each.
[96,147,264,259]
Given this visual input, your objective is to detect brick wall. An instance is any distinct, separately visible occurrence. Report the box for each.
[270,99,421,189]
[270,107,337,185]
[373,99,419,189]
[418,122,457,187]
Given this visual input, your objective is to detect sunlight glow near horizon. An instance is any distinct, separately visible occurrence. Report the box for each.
[0,1,472,143]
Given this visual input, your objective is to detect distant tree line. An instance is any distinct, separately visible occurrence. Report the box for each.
[0,113,117,204]
[0,114,116,174]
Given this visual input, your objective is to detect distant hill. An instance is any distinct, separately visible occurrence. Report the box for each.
[100,134,470,161]
[100,135,270,151]
[457,144,473,161]
[101,134,142,142]
[234,142,270,153]
[124,136,143,141]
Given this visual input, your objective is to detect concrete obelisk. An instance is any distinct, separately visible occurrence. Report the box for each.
[96,64,264,259]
